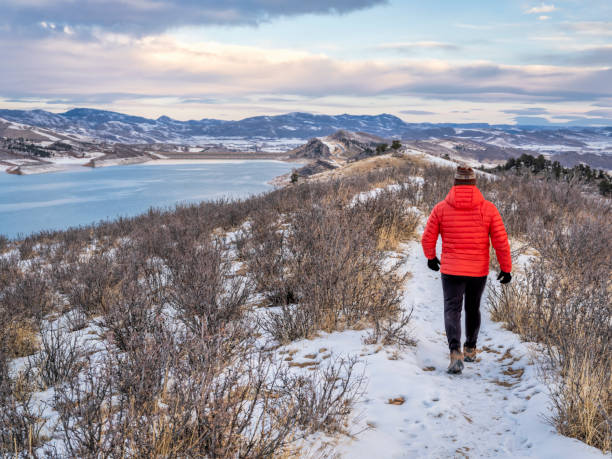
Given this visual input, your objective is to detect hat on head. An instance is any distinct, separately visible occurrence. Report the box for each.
[454,164,476,186]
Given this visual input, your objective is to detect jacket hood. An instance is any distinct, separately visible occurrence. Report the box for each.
[444,185,485,209]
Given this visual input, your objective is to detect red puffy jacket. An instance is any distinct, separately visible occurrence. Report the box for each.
[421,185,512,277]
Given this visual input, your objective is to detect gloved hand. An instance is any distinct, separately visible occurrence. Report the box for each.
[497,271,512,284]
[427,257,440,272]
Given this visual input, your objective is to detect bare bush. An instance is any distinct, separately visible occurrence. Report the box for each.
[65,308,88,332]
[110,327,174,408]
[17,237,36,260]
[1,264,55,325]
[53,341,363,458]
[283,355,365,435]
[68,253,122,317]
[262,205,406,343]
[166,238,251,354]
[28,325,83,389]
[0,357,47,456]
[53,361,116,458]
[97,269,164,353]
[419,165,454,210]
[488,195,611,452]
[0,235,9,254]
[354,187,420,250]
[242,209,297,305]
[363,308,415,348]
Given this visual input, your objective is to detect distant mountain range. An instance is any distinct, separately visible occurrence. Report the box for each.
[0,108,610,145]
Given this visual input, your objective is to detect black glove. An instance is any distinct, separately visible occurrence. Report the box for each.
[427,257,440,272]
[497,271,512,284]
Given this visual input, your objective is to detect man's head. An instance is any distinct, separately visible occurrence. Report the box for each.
[454,164,476,186]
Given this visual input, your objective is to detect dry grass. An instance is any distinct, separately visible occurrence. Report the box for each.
[4,320,39,358]
[2,154,609,454]
[321,155,418,179]
[485,178,611,452]
[387,396,405,405]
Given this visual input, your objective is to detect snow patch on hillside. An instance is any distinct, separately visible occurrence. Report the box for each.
[291,238,606,458]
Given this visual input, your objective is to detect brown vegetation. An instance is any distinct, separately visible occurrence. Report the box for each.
[0,158,423,456]
[0,154,609,454]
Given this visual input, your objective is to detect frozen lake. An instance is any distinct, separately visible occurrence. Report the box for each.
[0,161,296,238]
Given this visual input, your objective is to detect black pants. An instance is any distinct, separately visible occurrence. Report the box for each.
[441,273,488,352]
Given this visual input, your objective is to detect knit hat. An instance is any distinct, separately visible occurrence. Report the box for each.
[454,164,476,186]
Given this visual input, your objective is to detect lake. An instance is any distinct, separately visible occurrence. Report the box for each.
[0,161,296,239]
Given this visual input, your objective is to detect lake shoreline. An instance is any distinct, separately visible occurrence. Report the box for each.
[2,154,300,176]
[0,161,300,239]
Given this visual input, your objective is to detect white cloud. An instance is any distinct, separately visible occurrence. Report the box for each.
[1,32,609,106]
[39,21,56,29]
[376,41,461,52]
[562,21,612,36]
[526,4,556,14]
[538,15,550,21]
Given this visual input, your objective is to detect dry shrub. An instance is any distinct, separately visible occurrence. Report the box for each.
[546,350,611,452]
[0,263,48,358]
[284,355,365,435]
[165,237,251,354]
[261,205,406,343]
[2,319,40,359]
[488,202,611,452]
[418,165,454,210]
[68,252,123,317]
[0,235,9,254]
[1,265,55,325]
[242,209,297,306]
[0,352,47,456]
[54,341,363,458]
[53,361,115,458]
[17,237,36,260]
[354,187,420,250]
[488,264,555,341]
[28,325,83,389]
[363,308,415,348]
[97,268,165,353]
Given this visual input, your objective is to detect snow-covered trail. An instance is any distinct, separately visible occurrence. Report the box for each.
[354,239,603,458]
[287,239,605,458]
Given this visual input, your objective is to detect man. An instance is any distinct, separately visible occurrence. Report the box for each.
[421,165,512,374]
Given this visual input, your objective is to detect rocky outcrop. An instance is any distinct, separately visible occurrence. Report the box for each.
[289,138,331,159]
[296,159,338,177]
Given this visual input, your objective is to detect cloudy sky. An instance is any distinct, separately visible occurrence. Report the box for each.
[1,0,611,124]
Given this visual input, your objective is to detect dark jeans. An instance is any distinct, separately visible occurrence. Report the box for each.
[441,273,488,352]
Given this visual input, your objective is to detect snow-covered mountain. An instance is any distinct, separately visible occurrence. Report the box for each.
[1,108,611,169]
[0,109,410,143]
[2,107,609,146]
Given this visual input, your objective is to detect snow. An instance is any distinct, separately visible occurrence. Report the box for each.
[282,237,605,458]
[484,137,519,149]
[184,136,305,152]
[142,159,290,166]
[48,153,104,165]
[350,179,423,206]
[321,139,340,154]
[4,191,606,457]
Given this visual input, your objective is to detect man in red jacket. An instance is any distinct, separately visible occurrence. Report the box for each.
[421,165,512,374]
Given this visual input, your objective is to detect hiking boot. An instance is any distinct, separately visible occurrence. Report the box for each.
[447,350,464,374]
[463,346,477,362]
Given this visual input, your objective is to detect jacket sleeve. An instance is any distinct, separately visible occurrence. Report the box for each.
[421,204,441,260]
[489,203,512,273]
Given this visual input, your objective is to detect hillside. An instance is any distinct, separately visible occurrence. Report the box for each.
[0,152,609,457]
